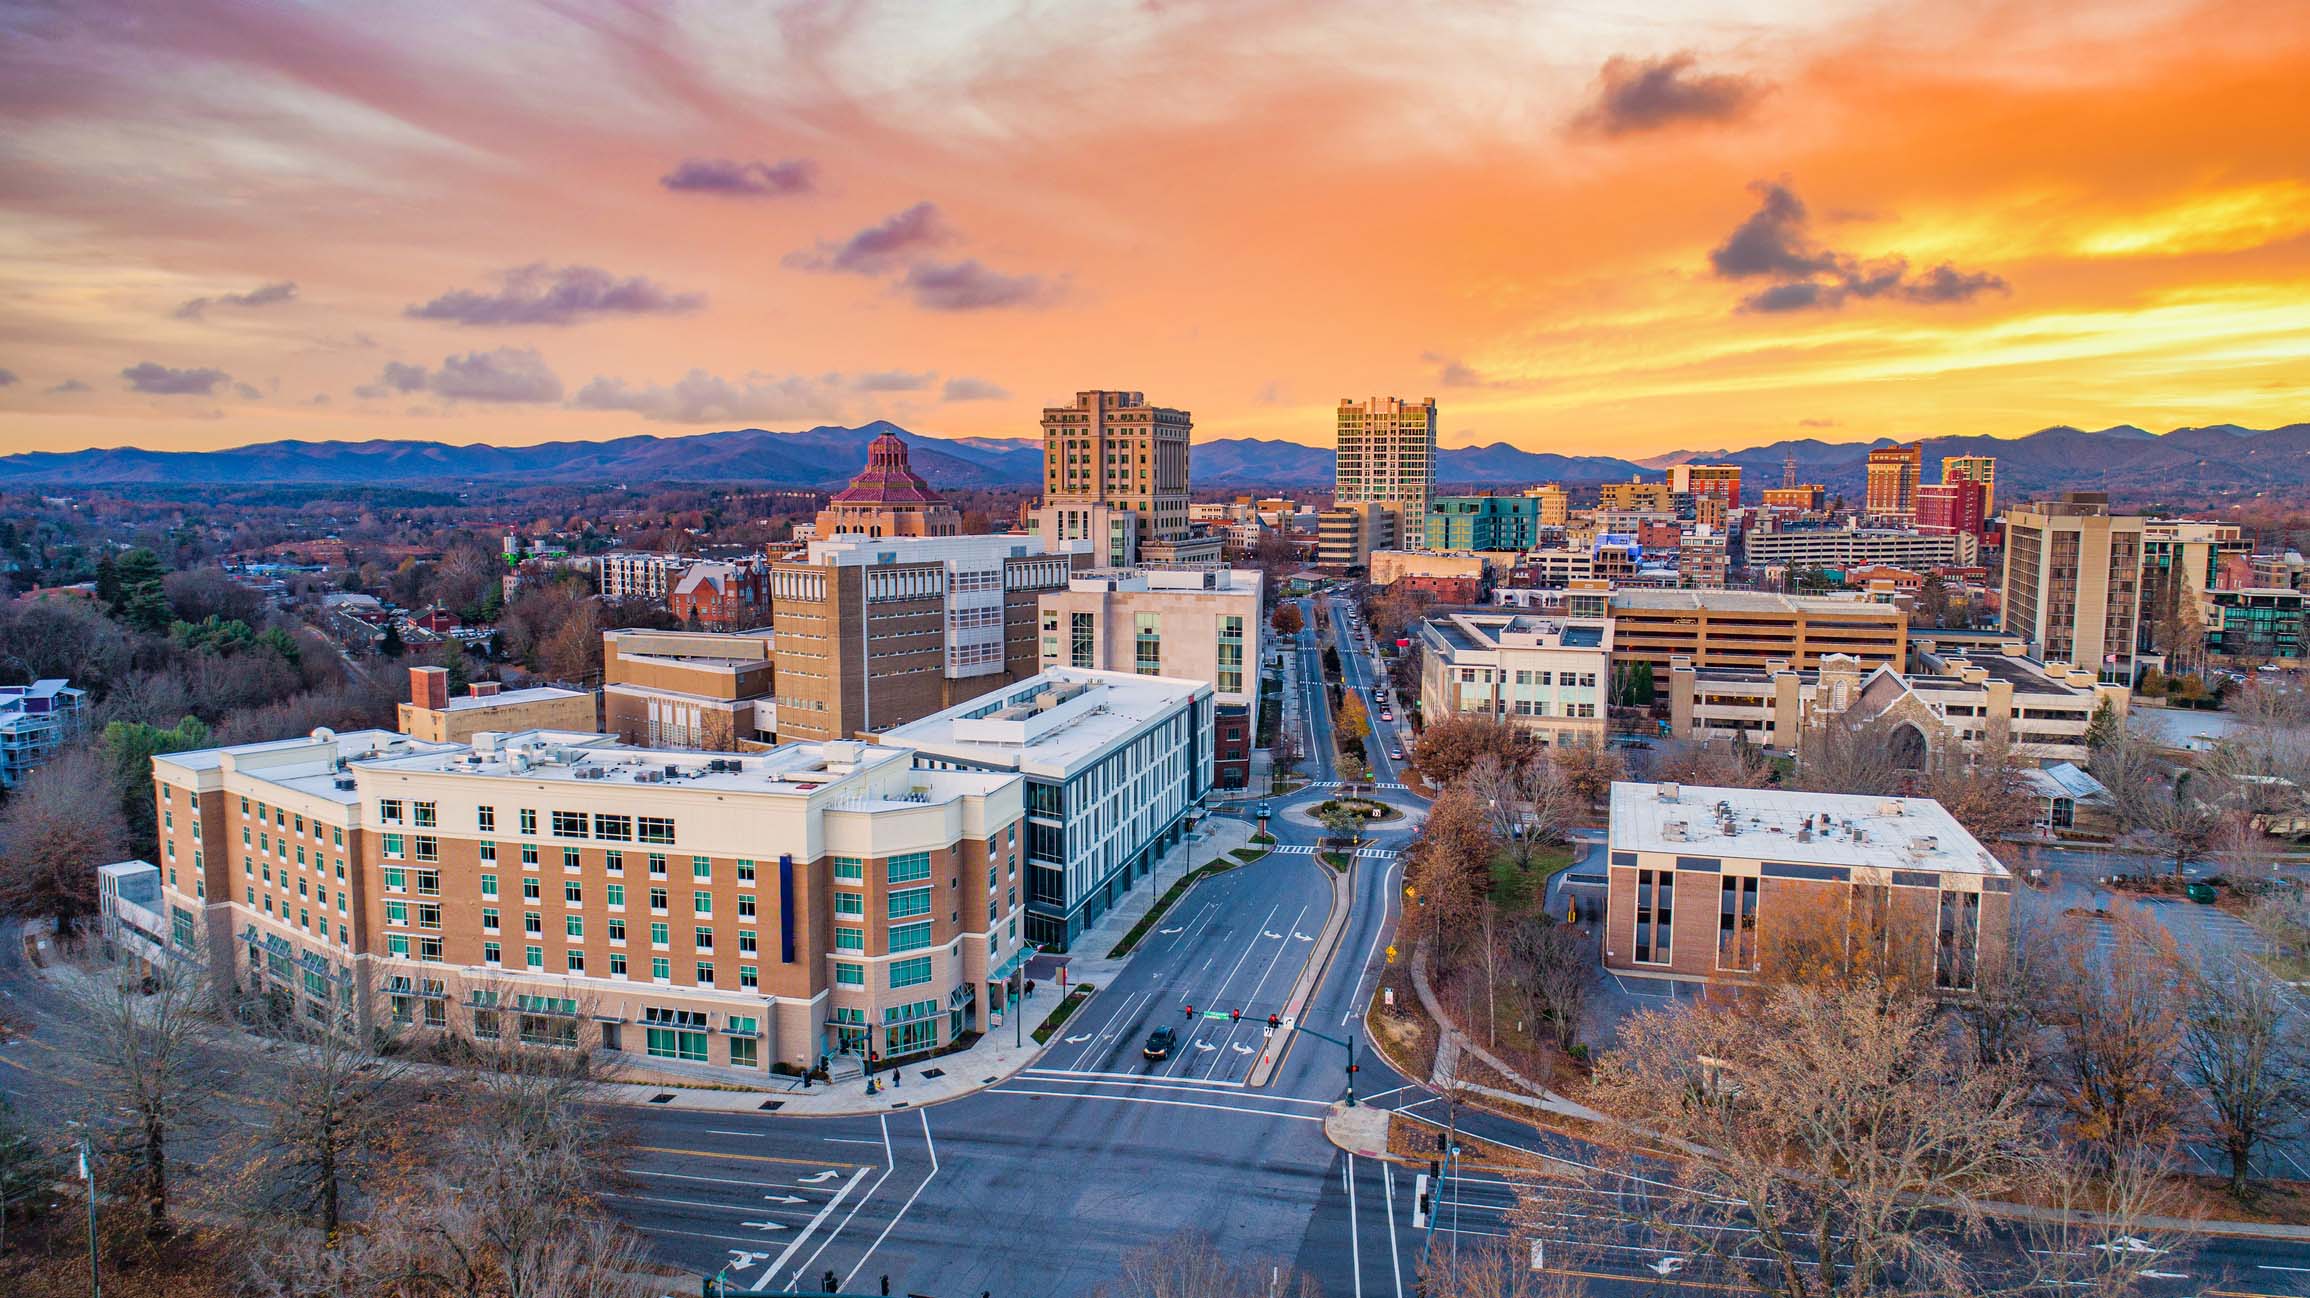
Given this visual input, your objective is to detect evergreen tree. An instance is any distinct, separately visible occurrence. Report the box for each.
[380,621,406,659]
[2083,698,2122,752]
[1631,660,1656,706]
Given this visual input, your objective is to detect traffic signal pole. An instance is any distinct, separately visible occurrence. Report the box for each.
[1295,1024,1359,1107]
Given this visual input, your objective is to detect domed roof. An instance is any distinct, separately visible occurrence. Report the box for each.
[828,432,948,507]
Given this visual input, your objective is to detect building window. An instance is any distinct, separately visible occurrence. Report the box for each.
[836,927,864,952]
[834,856,864,882]
[606,883,625,907]
[1717,876,1758,972]
[1217,615,1244,696]
[413,801,436,829]
[1071,612,1096,669]
[483,941,501,966]
[477,805,496,833]
[836,962,865,986]
[888,888,931,919]
[651,956,671,981]
[638,817,676,845]
[524,877,542,901]
[1134,612,1162,675]
[551,811,589,839]
[379,799,403,825]
[594,814,632,841]
[1634,868,1673,966]
[729,1035,758,1068]
[889,956,932,988]
[886,852,931,884]
[890,921,933,953]
[835,892,864,918]
[692,856,712,880]
[693,891,712,917]
[646,1027,709,1063]
[1936,889,1981,992]
[650,922,669,946]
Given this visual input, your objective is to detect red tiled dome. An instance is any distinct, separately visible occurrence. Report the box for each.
[828,432,948,507]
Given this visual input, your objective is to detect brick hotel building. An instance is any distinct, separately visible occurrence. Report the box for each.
[151,727,1030,1075]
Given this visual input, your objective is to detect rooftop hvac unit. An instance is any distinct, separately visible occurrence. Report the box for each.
[662,764,680,779]
[1657,781,1682,802]
[1878,799,1905,817]
[1909,835,1939,855]
[1663,819,1690,842]
[333,778,356,792]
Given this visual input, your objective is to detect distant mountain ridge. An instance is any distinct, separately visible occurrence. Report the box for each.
[1,421,2302,503]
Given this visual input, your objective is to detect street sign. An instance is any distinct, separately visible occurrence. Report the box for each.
[1201,1009,1232,1020]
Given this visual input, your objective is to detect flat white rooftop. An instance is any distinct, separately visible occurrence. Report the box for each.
[357,732,1008,804]
[874,667,1207,779]
[156,728,460,803]
[1610,589,1889,614]
[1607,780,2007,878]
[435,686,588,712]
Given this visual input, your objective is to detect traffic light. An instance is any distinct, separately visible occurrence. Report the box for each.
[1184,1003,1194,1020]
[1267,1013,1279,1029]
[1230,1008,1241,1024]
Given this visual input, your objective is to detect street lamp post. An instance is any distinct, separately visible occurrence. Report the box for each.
[77,1135,99,1298]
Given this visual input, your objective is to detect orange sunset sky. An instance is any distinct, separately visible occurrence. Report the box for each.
[1,0,2305,459]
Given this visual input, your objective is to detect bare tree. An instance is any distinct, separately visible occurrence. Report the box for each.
[229,985,412,1235]
[1959,888,2061,1070]
[2180,970,2310,1199]
[1920,737,2038,845]
[1788,714,1906,798]
[1650,737,1773,790]
[2039,904,2189,1164]
[1545,734,1624,809]
[69,955,218,1238]
[1502,914,1591,1051]
[1572,980,2038,1298]
[1405,786,1496,960]
[2123,770,2222,879]
[1095,1229,1319,1298]
[0,745,131,936]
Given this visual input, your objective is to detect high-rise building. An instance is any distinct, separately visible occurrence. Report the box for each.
[150,726,1029,1074]
[2139,519,2246,653]
[1915,479,1987,539]
[814,432,964,539]
[1599,479,1675,512]
[2001,494,2145,682]
[1941,455,1997,518]
[768,535,1084,744]
[1040,391,1192,558]
[1335,397,1437,549]
[1668,464,1743,509]
[1865,445,1923,521]
[1417,613,1613,748]
[595,552,691,601]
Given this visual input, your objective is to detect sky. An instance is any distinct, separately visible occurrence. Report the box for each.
[1,0,2306,459]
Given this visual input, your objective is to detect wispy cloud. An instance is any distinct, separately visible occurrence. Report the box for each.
[1710,181,2008,313]
[0,368,17,387]
[174,279,298,320]
[356,348,562,402]
[1573,54,1766,136]
[852,369,935,392]
[405,264,704,326]
[902,259,1057,311]
[47,379,90,395]
[784,202,953,275]
[122,361,231,395]
[659,156,816,197]
[941,376,1010,401]
[571,370,838,423]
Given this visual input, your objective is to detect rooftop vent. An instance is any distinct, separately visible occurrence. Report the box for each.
[1663,819,1690,842]
[1878,800,1905,817]
[1656,781,1682,802]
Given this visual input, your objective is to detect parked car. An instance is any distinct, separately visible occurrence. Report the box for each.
[1143,1025,1178,1060]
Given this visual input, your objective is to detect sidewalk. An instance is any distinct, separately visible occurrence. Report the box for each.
[1411,942,1605,1124]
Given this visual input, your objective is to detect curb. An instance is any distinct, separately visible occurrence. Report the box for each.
[1321,1100,1393,1160]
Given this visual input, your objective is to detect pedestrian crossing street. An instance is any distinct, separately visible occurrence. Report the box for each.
[1269,843,1400,861]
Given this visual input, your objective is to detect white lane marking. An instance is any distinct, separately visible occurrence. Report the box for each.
[823,1138,883,1146]
[843,1110,938,1290]
[1013,1072,1326,1104]
[796,1170,841,1184]
[1064,1033,1093,1043]
[1198,899,1312,1079]
[706,1129,766,1137]
[764,1194,807,1204]
[631,1168,825,1190]
[996,1087,1325,1122]
[1347,1152,1364,1298]
[1384,1161,1405,1298]
[636,1225,815,1249]
[785,1115,893,1289]
[1263,930,1285,939]
[737,1219,791,1232]
[604,1191,784,1214]
[1343,859,1404,1025]
[1166,898,1283,1077]
[1021,1067,1247,1085]
[1157,927,1185,935]
[758,1163,872,1285]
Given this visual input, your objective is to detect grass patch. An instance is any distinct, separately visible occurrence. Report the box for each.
[1488,843,1578,915]
[1230,845,1272,864]
[1031,984,1097,1045]
[1320,851,1351,872]
[1272,779,1307,795]
[1314,796,1401,824]
[1107,859,1244,959]
[1252,832,1276,845]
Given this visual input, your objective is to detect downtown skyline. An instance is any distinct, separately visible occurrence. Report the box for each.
[2,0,2307,458]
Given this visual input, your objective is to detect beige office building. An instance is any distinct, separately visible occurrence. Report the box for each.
[152,728,1027,1075]
[1599,479,1675,512]
[1316,501,1401,571]
[601,629,777,751]
[1524,484,1570,526]
[1607,589,1907,672]
[1335,398,1437,549]
[1037,568,1262,708]
[1041,390,1192,555]
[1418,613,1613,747]
[2002,494,2145,683]
[397,667,596,744]
[768,534,1084,745]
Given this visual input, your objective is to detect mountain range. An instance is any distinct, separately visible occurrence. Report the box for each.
[2,420,2304,504]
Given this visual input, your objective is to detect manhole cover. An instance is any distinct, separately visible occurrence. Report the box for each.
[758,1100,785,1111]
[648,1093,676,1104]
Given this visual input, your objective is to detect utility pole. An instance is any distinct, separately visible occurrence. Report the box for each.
[78,1135,99,1298]
[1297,1024,1360,1107]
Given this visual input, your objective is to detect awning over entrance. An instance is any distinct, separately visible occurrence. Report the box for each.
[988,943,1037,983]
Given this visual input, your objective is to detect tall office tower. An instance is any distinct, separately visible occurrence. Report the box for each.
[1942,455,1997,518]
[1040,391,1192,557]
[1669,464,1743,509]
[1782,449,1798,491]
[1865,444,1923,521]
[1335,397,1438,549]
[2002,493,2146,683]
